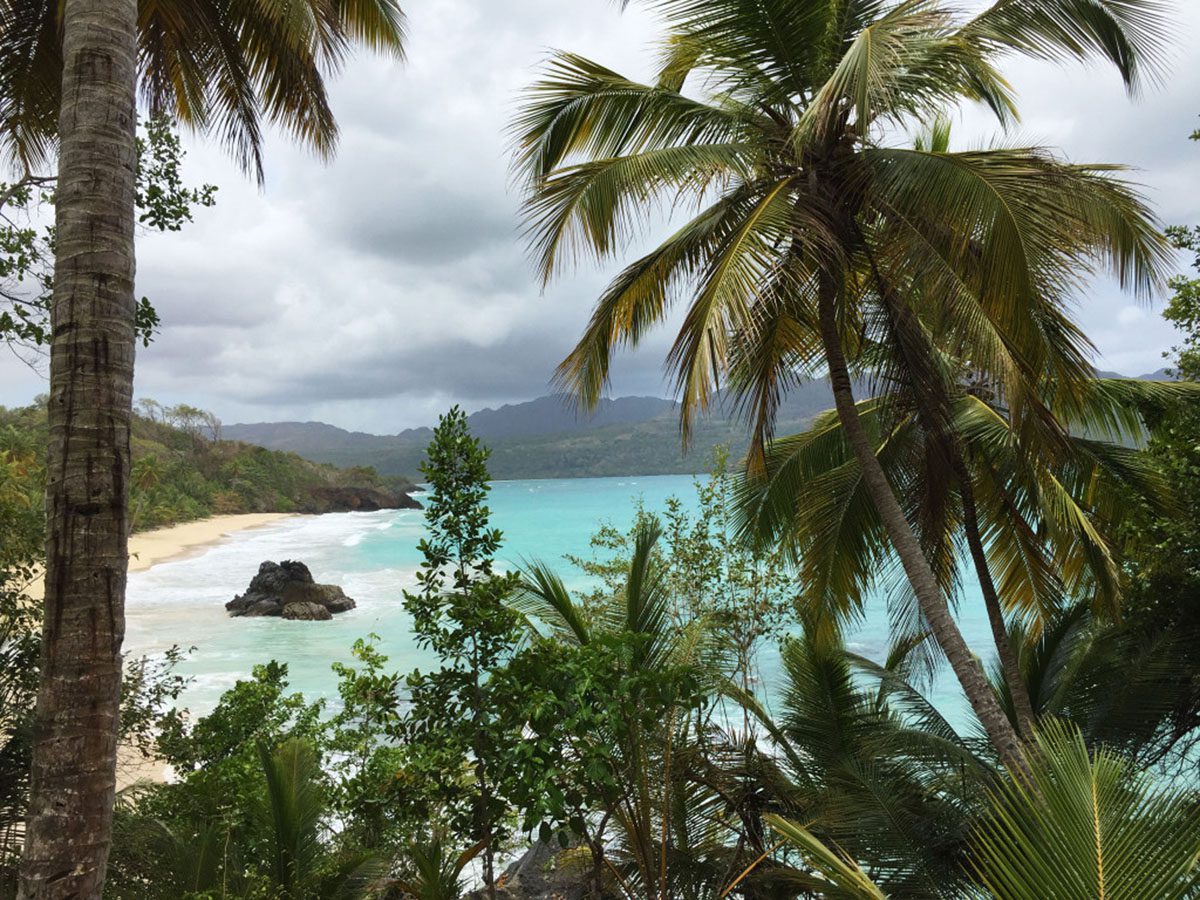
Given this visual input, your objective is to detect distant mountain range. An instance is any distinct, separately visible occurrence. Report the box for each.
[225,369,1174,480]
[225,383,842,480]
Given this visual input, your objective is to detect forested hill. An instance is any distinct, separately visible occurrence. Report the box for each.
[0,403,418,532]
[225,382,844,480]
[226,368,1174,480]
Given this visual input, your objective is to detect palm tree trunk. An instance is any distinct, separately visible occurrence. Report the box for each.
[955,465,1039,737]
[814,279,1027,774]
[19,0,138,896]
[860,245,1039,742]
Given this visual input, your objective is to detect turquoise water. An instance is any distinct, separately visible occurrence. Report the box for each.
[125,474,984,728]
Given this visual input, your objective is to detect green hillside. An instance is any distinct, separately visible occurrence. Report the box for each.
[0,402,418,533]
[225,384,844,479]
[321,412,815,480]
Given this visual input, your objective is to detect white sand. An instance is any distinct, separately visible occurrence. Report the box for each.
[128,513,296,573]
[23,513,297,601]
[21,513,297,787]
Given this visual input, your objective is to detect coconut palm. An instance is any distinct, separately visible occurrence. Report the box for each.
[129,454,163,534]
[735,376,1190,738]
[996,597,1200,773]
[108,739,382,899]
[730,622,989,897]
[740,636,1200,899]
[969,722,1200,900]
[0,0,408,181]
[762,814,888,900]
[514,520,732,900]
[512,0,1173,769]
[393,834,482,900]
[258,738,383,899]
[7,2,405,895]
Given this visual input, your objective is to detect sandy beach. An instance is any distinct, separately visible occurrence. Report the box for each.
[121,514,297,787]
[23,513,297,603]
[18,513,297,789]
[128,513,296,573]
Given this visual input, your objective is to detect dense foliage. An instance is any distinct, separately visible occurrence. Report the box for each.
[0,400,415,534]
[2,1,1199,897]
[51,393,1192,899]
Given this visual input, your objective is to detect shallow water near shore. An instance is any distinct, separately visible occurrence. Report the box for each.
[125,474,986,730]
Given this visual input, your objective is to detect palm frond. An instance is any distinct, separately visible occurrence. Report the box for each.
[965,0,1171,92]
[970,721,1200,899]
[765,814,888,900]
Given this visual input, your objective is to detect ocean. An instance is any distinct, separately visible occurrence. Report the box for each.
[125,474,985,729]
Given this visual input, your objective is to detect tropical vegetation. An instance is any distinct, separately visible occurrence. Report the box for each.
[0,400,416,533]
[1,0,1199,898]
[0,2,408,890]
[3,372,1197,897]
[512,0,1175,769]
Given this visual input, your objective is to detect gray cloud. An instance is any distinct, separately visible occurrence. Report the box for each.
[2,0,1198,430]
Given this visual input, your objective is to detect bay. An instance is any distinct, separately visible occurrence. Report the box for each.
[125,474,983,728]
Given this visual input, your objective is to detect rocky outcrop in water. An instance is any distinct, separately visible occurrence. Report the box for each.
[225,560,356,620]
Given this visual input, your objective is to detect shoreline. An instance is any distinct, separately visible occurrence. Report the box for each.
[13,514,297,789]
[128,512,298,573]
[23,513,299,603]
[120,513,295,788]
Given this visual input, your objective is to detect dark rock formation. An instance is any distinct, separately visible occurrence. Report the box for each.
[280,582,356,614]
[242,599,283,618]
[281,601,332,621]
[226,560,357,620]
[306,486,422,513]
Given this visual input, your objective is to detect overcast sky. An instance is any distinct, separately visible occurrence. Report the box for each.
[2,0,1199,432]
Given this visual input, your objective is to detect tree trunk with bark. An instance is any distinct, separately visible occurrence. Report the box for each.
[863,252,1040,742]
[956,474,1039,737]
[814,279,1027,774]
[19,0,138,896]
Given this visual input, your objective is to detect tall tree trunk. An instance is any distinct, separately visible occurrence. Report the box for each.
[19,0,138,896]
[861,250,1040,741]
[814,280,1027,774]
[957,473,1039,737]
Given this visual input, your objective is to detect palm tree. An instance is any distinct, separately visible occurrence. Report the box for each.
[1,0,408,182]
[970,722,1200,900]
[109,739,381,899]
[514,520,729,900]
[15,7,142,897]
[761,723,1200,900]
[393,834,481,900]
[8,2,406,895]
[258,739,382,899]
[732,622,988,896]
[735,377,1188,739]
[129,454,162,534]
[996,598,1200,772]
[512,0,1172,770]
[762,814,889,900]
[739,641,1200,899]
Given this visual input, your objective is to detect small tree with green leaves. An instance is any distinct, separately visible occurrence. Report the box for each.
[326,636,411,854]
[403,407,522,897]
[568,450,796,722]
[0,114,215,352]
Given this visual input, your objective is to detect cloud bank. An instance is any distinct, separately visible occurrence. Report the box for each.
[2,0,1198,431]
